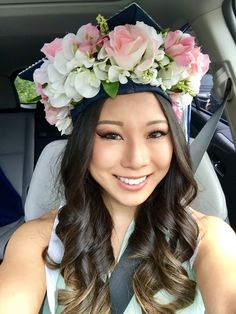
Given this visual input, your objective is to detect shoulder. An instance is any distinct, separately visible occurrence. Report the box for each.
[0,209,58,313]
[191,209,236,263]
[191,210,236,313]
[4,209,57,259]
[192,209,236,255]
[1,208,57,270]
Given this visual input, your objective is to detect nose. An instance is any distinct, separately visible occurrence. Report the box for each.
[121,139,150,169]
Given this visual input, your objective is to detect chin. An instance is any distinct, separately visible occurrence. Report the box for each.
[115,194,152,209]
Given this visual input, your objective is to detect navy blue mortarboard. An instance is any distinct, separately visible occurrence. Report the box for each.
[18,58,45,81]
[17,2,210,139]
[18,2,172,121]
[19,3,163,82]
[107,2,162,33]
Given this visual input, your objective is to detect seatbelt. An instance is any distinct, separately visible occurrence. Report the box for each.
[109,247,141,314]
[190,78,232,173]
[109,78,232,314]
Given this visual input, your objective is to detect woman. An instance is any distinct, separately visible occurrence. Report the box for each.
[0,4,236,314]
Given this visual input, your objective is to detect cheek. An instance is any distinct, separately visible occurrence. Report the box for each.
[90,140,119,170]
[165,139,173,160]
[154,139,173,170]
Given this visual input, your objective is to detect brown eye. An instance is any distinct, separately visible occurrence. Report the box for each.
[97,132,122,140]
[148,131,167,139]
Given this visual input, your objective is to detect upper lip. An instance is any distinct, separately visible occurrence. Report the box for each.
[115,174,150,179]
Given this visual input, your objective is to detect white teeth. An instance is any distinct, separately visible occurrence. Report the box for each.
[118,176,146,185]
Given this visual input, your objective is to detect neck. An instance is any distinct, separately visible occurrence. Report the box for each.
[111,209,135,231]
[103,196,136,228]
[107,204,135,262]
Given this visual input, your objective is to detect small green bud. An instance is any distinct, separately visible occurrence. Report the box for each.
[96,14,109,36]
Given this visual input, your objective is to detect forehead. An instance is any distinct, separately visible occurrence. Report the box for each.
[99,92,167,121]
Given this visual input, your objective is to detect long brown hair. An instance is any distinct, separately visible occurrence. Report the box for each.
[43,93,199,313]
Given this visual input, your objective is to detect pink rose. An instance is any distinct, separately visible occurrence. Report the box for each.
[41,38,63,61]
[170,92,194,121]
[35,83,48,104]
[76,23,102,54]
[104,21,161,71]
[33,65,49,104]
[164,31,195,67]
[44,103,62,125]
[170,93,183,121]
[190,47,210,77]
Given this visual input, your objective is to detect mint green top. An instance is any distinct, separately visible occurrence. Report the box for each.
[42,219,205,314]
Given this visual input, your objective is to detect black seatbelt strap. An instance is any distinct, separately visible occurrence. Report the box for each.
[190,78,232,173]
[109,79,232,314]
[109,246,141,314]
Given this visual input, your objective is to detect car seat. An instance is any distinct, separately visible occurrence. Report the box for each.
[0,76,35,259]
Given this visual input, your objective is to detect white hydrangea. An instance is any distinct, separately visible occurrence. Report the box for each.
[64,72,83,101]
[93,60,109,81]
[132,68,162,86]
[55,106,73,135]
[53,51,70,76]
[108,66,130,84]
[74,68,101,98]
[159,63,189,90]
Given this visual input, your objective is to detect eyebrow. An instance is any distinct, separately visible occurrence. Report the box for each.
[97,119,168,126]
[97,120,124,126]
[146,120,168,126]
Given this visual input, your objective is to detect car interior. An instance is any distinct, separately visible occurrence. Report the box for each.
[0,0,236,261]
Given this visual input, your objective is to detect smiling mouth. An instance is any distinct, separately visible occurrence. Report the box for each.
[116,175,148,186]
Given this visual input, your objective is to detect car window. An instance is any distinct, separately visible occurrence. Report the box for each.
[187,27,228,123]
[14,76,37,108]
[195,72,227,121]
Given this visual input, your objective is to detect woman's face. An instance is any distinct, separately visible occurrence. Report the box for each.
[89,92,173,213]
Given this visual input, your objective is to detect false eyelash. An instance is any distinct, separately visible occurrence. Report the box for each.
[97,132,122,140]
[148,130,168,138]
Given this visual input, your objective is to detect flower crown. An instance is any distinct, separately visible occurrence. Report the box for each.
[33,14,210,135]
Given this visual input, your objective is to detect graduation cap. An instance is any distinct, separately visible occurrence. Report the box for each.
[18,2,209,137]
[107,2,162,32]
[18,3,163,81]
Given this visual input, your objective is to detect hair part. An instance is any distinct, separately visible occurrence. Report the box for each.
[43,92,199,314]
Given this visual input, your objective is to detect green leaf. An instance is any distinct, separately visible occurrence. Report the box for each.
[102,81,119,98]
[28,95,41,102]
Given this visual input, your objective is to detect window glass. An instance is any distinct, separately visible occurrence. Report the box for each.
[186,26,227,122]
[194,71,227,121]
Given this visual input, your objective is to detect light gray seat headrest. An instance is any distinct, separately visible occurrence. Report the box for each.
[191,151,228,220]
[24,140,67,221]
